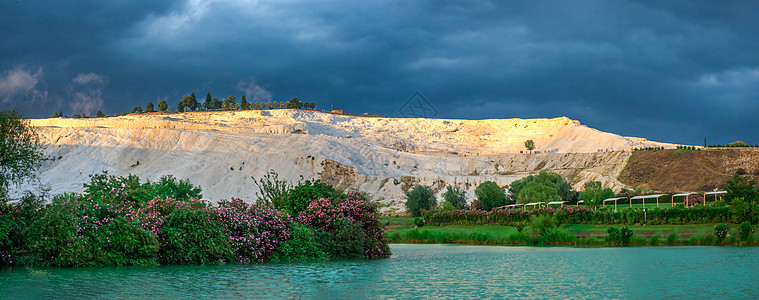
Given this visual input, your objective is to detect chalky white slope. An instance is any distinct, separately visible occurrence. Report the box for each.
[29,110,675,212]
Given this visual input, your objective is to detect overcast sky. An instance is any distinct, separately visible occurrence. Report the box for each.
[2,1,758,145]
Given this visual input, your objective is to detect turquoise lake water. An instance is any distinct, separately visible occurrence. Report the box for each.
[2,244,758,299]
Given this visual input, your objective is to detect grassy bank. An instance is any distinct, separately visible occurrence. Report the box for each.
[382,217,758,246]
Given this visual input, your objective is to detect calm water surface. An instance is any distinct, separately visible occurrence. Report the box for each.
[2,244,758,299]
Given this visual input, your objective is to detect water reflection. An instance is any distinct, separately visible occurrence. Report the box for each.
[2,245,758,299]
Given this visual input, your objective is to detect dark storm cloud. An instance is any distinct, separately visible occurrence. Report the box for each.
[1,0,757,145]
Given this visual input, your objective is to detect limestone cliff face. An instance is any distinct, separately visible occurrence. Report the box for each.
[28,110,677,212]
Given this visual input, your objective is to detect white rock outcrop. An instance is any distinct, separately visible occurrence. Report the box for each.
[27,110,676,212]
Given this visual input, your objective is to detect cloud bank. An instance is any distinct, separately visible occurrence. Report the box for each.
[1,0,758,144]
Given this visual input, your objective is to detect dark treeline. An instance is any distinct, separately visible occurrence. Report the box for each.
[50,93,317,119]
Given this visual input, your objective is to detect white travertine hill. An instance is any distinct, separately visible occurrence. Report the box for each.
[26,110,676,212]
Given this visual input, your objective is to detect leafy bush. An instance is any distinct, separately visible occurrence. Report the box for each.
[269,223,326,262]
[738,221,754,242]
[529,214,556,237]
[405,185,437,217]
[619,226,633,246]
[252,170,291,205]
[83,172,202,207]
[277,179,339,217]
[475,181,506,211]
[539,229,575,245]
[160,207,233,265]
[729,200,759,224]
[22,194,158,267]
[414,217,425,227]
[606,226,620,244]
[713,223,729,244]
[442,185,467,210]
[314,219,365,259]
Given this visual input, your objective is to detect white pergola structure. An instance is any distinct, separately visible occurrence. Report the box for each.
[524,202,545,210]
[576,200,585,206]
[602,197,627,211]
[704,191,727,203]
[503,203,525,210]
[547,201,566,207]
[672,192,696,207]
[630,194,668,208]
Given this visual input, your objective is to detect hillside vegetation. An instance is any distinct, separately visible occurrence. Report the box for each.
[619,148,759,192]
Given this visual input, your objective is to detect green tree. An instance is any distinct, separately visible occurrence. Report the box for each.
[145,102,155,112]
[240,94,250,110]
[279,101,285,109]
[508,171,574,204]
[405,185,437,217]
[578,181,614,207]
[51,111,59,118]
[517,181,560,204]
[253,102,260,110]
[727,141,749,147]
[131,105,143,114]
[178,95,194,112]
[222,96,238,110]
[157,98,168,112]
[725,173,758,202]
[212,97,222,110]
[525,139,535,154]
[285,97,304,109]
[203,92,212,111]
[96,110,104,118]
[475,181,506,211]
[267,102,273,109]
[189,92,198,111]
[0,109,42,199]
[442,185,467,209]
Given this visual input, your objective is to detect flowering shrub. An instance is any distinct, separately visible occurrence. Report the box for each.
[244,202,292,262]
[298,192,390,259]
[424,205,732,226]
[713,223,729,243]
[275,179,339,217]
[22,194,158,267]
[620,226,633,246]
[684,194,705,206]
[738,222,753,242]
[136,196,207,238]
[2,174,391,267]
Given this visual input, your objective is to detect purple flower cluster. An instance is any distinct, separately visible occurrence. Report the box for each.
[212,199,291,263]
[298,192,390,259]
[684,194,705,206]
